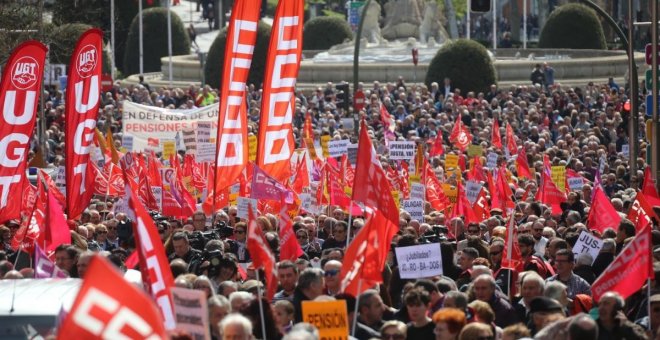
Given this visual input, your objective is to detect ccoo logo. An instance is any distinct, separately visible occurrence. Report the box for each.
[11,56,39,90]
[76,44,98,78]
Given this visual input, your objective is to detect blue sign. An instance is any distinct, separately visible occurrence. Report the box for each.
[646,94,660,117]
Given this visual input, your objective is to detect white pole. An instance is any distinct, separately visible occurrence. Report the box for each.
[167,0,173,86]
[111,0,115,80]
[351,279,363,337]
[492,0,496,50]
[523,0,527,50]
[139,0,144,76]
[346,202,354,249]
[467,0,471,40]
[255,270,268,340]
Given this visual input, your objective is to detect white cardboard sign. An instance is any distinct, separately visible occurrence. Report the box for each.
[410,183,425,200]
[170,287,211,340]
[568,177,584,191]
[395,243,443,279]
[572,230,603,264]
[486,152,499,169]
[403,199,424,222]
[389,141,416,160]
[465,181,483,205]
[237,197,258,220]
[328,140,349,158]
[196,143,216,163]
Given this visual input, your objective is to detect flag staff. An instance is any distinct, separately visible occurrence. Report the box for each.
[255,270,268,340]
[351,279,362,337]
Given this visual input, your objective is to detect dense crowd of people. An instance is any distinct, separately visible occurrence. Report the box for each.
[0,69,657,340]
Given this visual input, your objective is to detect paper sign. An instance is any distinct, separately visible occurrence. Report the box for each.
[410,183,425,200]
[568,177,584,191]
[622,144,630,158]
[196,143,216,163]
[248,135,257,162]
[182,129,196,153]
[468,145,483,157]
[389,141,416,160]
[321,135,331,158]
[162,140,176,160]
[442,184,457,203]
[91,145,105,167]
[551,166,566,192]
[445,154,459,170]
[121,135,134,152]
[300,193,312,211]
[328,139,349,158]
[302,300,349,339]
[170,287,211,340]
[152,186,163,212]
[56,166,66,197]
[347,144,358,166]
[572,231,603,264]
[486,152,499,169]
[403,199,424,222]
[341,118,354,131]
[237,197,258,220]
[599,156,606,175]
[395,243,443,279]
[196,122,211,144]
[229,183,240,206]
[465,181,483,205]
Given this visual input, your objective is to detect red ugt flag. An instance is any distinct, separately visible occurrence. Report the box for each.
[57,256,167,339]
[591,225,652,302]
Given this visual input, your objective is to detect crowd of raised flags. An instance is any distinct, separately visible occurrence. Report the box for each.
[0,0,658,339]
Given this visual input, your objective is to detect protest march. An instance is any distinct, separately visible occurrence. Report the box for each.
[0,0,659,340]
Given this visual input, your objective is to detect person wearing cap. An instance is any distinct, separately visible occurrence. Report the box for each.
[527,296,565,335]
[635,293,660,336]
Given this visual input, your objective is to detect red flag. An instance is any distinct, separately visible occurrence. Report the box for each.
[492,119,502,149]
[424,162,450,212]
[467,156,487,182]
[57,256,167,339]
[247,204,278,300]
[256,0,303,183]
[12,177,42,254]
[451,180,480,224]
[472,188,490,222]
[449,114,472,151]
[505,123,517,156]
[587,185,622,233]
[493,167,515,214]
[91,161,110,196]
[211,0,261,198]
[65,29,103,219]
[0,41,47,222]
[627,192,655,232]
[126,180,176,329]
[501,217,522,270]
[535,155,566,214]
[591,225,652,301]
[278,199,303,261]
[380,103,395,132]
[428,133,444,157]
[643,167,659,198]
[516,148,532,179]
[41,169,66,206]
[44,182,72,259]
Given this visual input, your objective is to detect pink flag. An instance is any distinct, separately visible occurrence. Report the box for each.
[34,244,68,279]
[251,164,293,203]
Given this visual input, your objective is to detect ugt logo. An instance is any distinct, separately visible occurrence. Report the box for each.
[11,56,38,90]
[76,44,98,78]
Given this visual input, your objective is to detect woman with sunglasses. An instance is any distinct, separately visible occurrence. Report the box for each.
[458,322,494,340]
[380,320,407,340]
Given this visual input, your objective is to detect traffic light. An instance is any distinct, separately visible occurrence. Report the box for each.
[336,83,350,112]
[471,0,491,12]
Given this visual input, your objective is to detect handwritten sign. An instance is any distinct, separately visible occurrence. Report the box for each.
[196,122,211,144]
[445,154,459,170]
[572,231,603,264]
[403,199,424,222]
[248,135,257,162]
[170,287,210,340]
[389,141,416,160]
[568,177,584,191]
[486,152,499,169]
[196,143,216,163]
[551,166,566,192]
[395,243,443,279]
[328,139,349,158]
[237,197,258,220]
[468,145,483,157]
[410,183,425,200]
[302,300,349,340]
[465,181,483,205]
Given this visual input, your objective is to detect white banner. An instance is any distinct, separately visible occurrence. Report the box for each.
[395,243,443,279]
[122,101,218,151]
[403,199,424,222]
[328,140,349,158]
[170,287,210,340]
[572,231,603,264]
[388,141,416,160]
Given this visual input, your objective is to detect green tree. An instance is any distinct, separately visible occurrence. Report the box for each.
[539,3,606,50]
[425,39,496,94]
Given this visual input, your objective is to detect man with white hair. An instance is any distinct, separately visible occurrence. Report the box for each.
[218,313,253,340]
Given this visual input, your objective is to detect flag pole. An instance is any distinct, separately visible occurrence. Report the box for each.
[255,270,268,340]
[351,279,362,337]
[138,0,144,76]
[166,0,173,87]
[110,0,115,81]
[346,201,353,248]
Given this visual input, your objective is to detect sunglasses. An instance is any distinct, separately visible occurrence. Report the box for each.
[382,334,405,340]
[297,234,308,239]
[235,230,245,234]
[324,269,339,277]
[490,250,502,256]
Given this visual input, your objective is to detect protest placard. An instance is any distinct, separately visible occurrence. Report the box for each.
[151,186,163,212]
[395,243,443,279]
[622,144,629,158]
[465,181,483,205]
[341,118,354,131]
[162,140,176,160]
[347,144,358,166]
[196,122,212,144]
[170,287,210,340]
[304,138,318,160]
[194,143,215,163]
[320,135,331,158]
[302,300,349,340]
[299,193,312,212]
[389,141,416,160]
[121,134,134,152]
[445,154,459,170]
[229,183,240,206]
[182,129,196,153]
[410,183,425,200]
[328,140,349,158]
[567,177,584,191]
[572,231,603,264]
[468,145,483,157]
[90,145,105,167]
[486,152,499,169]
[248,135,257,162]
[56,166,66,197]
[237,197,258,220]
[551,166,566,192]
[443,184,457,203]
[403,199,424,222]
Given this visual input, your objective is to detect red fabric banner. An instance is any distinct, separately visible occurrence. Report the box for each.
[57,256,167,339]
[505,123,517,156]
[627,192,655,232]
[126,181,176,329]
[492,119,502,149]
[65,29,103,219]
[0,41,47,222]
[256,0,303,182]
[587,185,622,233]
[247,204,278,300]
[591,225,652,302]
[449,114,471,151]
